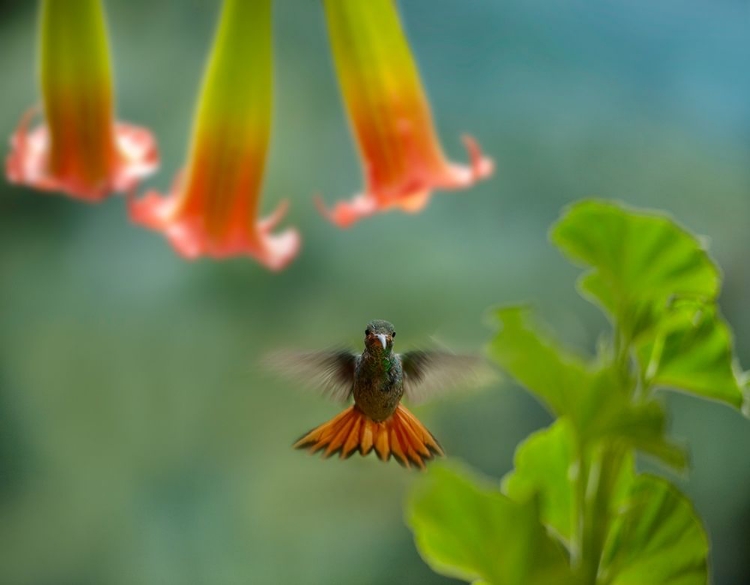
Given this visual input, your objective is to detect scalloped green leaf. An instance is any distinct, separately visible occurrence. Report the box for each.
[488,306,591,418]
[406,463,575,585]
[638,304,744,409]
[551,199,745,412]
[501,419,577,543]
[600,475,709,585]
[551,200,720,340]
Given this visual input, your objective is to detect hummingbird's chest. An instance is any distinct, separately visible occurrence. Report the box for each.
[352,354,404,422]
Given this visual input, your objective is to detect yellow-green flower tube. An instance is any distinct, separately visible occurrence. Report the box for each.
[317,0,493,227]
[6,0,158,202]
[130,0,299,268]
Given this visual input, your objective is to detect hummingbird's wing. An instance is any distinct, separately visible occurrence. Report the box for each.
[400,350,494,405]
[264,349,358,403]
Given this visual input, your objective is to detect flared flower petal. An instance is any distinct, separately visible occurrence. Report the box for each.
[319,0,493,227]
[6,107,158,202]
[130,175,299,269]
[5,0,158,202]
[128,0,300,269]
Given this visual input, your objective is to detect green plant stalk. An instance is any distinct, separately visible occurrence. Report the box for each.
[580,444,628,584]
[581,320,664,583]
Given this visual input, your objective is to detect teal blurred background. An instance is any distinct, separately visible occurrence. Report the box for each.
[1,1,748,583]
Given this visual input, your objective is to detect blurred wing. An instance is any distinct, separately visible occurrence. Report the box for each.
[400,350,494,405]
[264,349,358,403]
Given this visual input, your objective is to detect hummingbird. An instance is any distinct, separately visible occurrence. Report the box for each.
[268,320,489,469]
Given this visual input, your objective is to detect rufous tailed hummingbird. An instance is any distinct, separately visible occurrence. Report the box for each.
[268,320,490,468]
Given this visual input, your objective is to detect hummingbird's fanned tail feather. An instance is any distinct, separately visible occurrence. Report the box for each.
[293,404,444,469]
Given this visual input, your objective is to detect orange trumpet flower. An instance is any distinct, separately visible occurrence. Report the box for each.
[317,0,494,227]
[129,0,299,268]
[6,0,158,202]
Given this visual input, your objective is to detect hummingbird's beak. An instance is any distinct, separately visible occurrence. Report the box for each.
[377,334,388,349]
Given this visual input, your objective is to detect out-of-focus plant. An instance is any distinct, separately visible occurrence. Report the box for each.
[406,199,748,585]
[129,0,299,267]
[6,0,158,202]
[316,0,493,227]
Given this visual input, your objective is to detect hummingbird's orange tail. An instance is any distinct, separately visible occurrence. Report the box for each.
[293,404,444,469]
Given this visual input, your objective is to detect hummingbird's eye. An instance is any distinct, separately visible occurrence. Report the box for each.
[365,329,371,336]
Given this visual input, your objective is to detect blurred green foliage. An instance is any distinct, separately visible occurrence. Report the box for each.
[1,1,749,584]
[408,463,577,585]
[552,202,744,409]
[407,201,746,584]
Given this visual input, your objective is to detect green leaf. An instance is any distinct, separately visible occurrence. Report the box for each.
[551,199,746,412]
[502,425,706,585]
[638,304,745,409]
[551,200,719,341]
[501,418,682,554]
[489,307,687,469]
[502,419,577,543]
[599,475,709,585]
[406,462,575,585]
[580,385,687,470]
[488,306,596,418]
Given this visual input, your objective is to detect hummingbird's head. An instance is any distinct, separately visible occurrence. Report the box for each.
[364,319,396,353]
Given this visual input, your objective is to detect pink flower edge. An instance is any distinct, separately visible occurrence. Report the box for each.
[5,107,159,202]
[317,134,494,228]
[129,187,301,270]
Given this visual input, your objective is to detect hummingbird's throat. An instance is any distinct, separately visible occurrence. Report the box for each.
[367,345,391,357]
[364,346,392,370]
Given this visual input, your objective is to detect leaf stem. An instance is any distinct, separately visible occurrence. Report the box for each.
[576,443,627,585]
